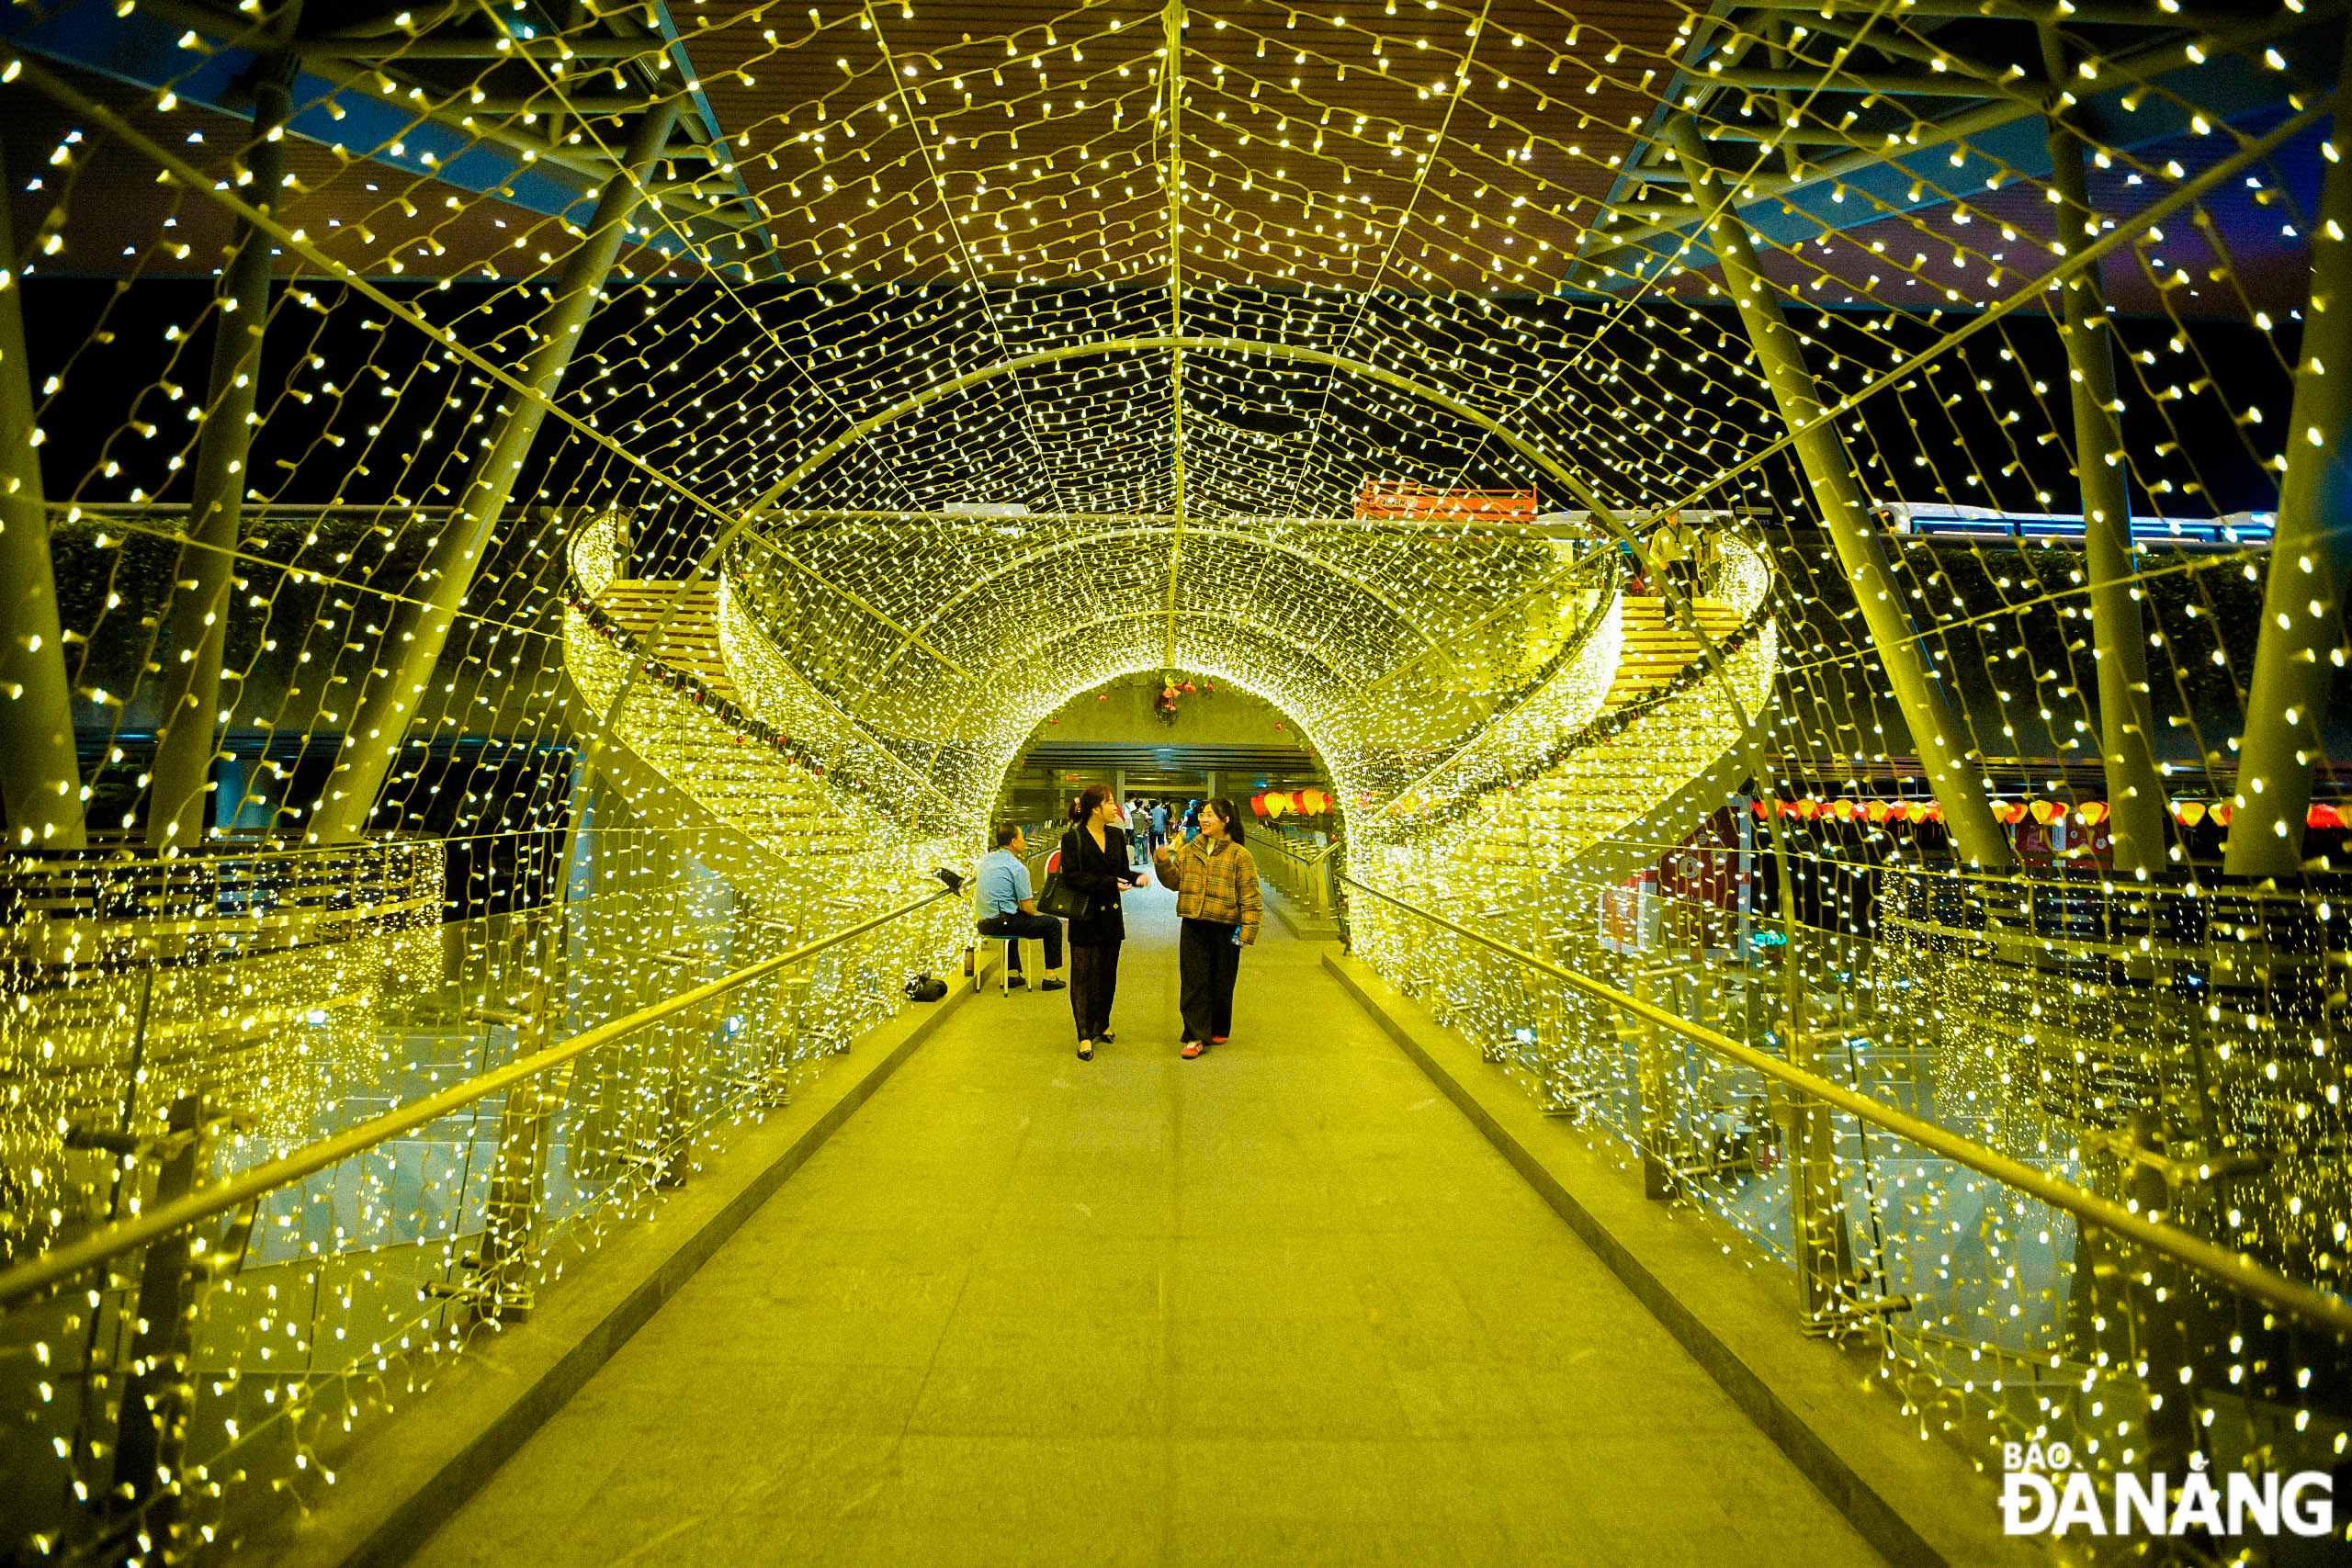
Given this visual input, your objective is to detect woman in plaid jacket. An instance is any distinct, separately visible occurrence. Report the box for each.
[1151,797,1263,1059]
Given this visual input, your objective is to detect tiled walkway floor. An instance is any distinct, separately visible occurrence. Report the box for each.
[413,886,1883,1567]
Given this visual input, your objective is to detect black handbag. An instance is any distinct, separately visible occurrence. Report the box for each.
[1035,871,1092,921]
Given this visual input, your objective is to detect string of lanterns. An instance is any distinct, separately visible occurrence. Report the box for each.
[1749,797,2348,829]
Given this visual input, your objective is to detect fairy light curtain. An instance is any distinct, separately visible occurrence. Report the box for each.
[1,0,2346,1547]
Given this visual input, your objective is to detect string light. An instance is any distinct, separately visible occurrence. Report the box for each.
[0,0,2345,1556]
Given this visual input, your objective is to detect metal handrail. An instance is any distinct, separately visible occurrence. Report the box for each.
[1339,873,2352,1340]
[0,887,957,1310]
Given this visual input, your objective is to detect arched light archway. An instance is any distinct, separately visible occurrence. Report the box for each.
[594,333,1756,836]
[808,518,1476,706]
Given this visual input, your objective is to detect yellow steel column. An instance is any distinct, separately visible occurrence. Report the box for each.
[308,102,681,844]
[2227,31,2352,879]
[1668,118,2016,869]
[145,55,294,850]
[0,135,85,849]
[2040,26,2169,876]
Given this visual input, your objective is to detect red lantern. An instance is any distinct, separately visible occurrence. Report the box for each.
[1863,801,1890,823]
[2077,801,2109,825]
[1250,794,1269,816]
[2309,803,2345,829]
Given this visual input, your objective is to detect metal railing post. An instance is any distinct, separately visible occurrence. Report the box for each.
[1787,1013,1858,1328]
[1631,964,1679,1200]
[146,45,296,852]
[471,919,562,1323]
[653,1004,696,1189]
[107,1092,212,1558]
[2227,28,2352,878]
[307,101,682,845]
[0,136,85,851]
[1667,118,2014,870]
[2120,1111,2199,1477]
[2039,27,2170,877]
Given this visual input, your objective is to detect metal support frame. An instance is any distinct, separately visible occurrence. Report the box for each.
[308,99,681,846]
[2226,28,2352,879]
[1668,118,2016,870]
[147,55,294,851]
[2039,27,2169,877]
[1572,7,2334,296]
[0,135,85,850]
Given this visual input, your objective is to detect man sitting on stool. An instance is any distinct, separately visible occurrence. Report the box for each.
[977,823,1066,990]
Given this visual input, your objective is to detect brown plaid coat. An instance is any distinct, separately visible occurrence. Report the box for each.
[1155,835,1263,945]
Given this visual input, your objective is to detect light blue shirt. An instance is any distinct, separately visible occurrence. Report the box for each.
[1151,806,1169,833]
[976,847,1032,919]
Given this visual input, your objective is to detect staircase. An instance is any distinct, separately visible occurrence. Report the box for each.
[595,581,736,698]
[1383,540,1778,899]
[1603,592,1745,707]
[563,552,935,905]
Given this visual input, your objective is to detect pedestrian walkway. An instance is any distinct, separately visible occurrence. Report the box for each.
[411,886,1883,1568]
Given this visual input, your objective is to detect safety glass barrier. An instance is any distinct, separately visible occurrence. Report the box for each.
[1341,872,2351,1555]
[0,887,963,1567]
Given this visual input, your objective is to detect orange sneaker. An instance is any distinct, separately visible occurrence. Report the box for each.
[1181,1041,1203,1059]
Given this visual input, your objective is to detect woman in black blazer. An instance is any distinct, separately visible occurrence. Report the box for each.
[1059,784,1140,1060]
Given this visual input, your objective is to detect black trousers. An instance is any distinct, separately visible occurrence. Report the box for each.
[1178,918,1242,1042]
[1071,942,1120,1040]
[978,911,1062,972]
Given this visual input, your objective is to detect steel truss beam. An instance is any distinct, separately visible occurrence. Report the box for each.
[0,0,778,277]
[1568,5,2342,296]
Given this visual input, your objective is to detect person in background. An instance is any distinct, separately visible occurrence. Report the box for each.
[974,823,1065,991]
[1153,796,1262,1059]
[1149,798,1170,856]
[1059,784,1140,1060]
[1181,799,1202,842]
[1650,509,1700,603]
[1121,795,1148,866]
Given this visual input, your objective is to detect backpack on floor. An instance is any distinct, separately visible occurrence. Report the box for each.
[904,974,948,1003]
